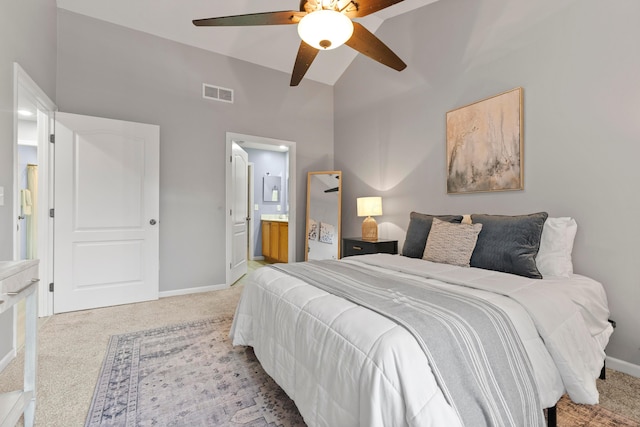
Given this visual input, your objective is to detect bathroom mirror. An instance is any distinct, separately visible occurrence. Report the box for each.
[263,175,281,202]
[305,171,342,261]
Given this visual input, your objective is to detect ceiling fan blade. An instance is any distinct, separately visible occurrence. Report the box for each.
[345,22,407,71]
[343,0,405,18]
[290,41,319,86]
[193,11,306,27]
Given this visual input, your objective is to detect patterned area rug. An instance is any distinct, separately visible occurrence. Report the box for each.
[85,317,305,426]
[86,317,639,427]
[557,395,639,427]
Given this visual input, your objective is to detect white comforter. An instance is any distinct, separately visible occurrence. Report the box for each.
[230,254,613,427]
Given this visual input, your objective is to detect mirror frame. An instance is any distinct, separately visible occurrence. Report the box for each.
[305,171,342,261]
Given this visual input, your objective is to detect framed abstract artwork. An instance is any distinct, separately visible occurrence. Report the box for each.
[446,87,523,194]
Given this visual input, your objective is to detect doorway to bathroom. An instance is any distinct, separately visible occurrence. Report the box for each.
[225,132,296,286]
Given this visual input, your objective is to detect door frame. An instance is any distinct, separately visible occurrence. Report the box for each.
[13,63,56,317]
[247,162,256,261]
[225,132,296,286]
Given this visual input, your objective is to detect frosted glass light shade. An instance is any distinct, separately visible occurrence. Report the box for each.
[357,197,383,217]
[297,10,354,50]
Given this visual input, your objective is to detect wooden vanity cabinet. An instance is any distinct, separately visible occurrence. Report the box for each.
[262,221,288,263]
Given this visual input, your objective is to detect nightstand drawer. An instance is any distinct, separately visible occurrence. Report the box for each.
[342,238,398,258]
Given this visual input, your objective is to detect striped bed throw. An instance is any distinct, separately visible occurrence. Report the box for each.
[271,260,544,427]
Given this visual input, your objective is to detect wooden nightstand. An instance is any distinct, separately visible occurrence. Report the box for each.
[342,237,398,258]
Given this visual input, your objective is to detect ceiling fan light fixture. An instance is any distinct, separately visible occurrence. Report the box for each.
[297,10,354,50]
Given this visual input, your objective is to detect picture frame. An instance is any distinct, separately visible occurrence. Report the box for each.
[446,87,523,194]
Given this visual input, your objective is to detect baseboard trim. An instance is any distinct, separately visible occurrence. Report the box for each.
[0,348,16,374]
[606,356,640,378]
[159,284,229,299]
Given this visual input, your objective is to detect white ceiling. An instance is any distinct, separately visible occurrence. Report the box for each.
[56,0,440,86]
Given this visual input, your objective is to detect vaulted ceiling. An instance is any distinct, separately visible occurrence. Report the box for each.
[56,0,440,86]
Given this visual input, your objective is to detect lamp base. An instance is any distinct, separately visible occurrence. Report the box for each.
[361,216,378,241]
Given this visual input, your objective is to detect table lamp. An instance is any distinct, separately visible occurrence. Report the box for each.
[357,196,382,241]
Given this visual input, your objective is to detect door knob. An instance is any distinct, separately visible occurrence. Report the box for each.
[149,219,157,225]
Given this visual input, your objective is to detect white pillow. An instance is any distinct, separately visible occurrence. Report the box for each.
[535,217,577,278]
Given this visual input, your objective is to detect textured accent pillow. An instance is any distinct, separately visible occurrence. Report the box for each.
[470,212,549,279]
[423,218,483,267]
[535,217,578,278]
[402,212,464,258]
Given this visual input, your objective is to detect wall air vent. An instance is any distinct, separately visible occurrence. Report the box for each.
[203,83,234,103]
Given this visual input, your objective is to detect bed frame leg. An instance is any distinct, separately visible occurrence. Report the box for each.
[600,319,616,381]
[547,405,557,427]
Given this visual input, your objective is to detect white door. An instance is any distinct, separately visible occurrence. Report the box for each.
[229,142,248,284]
[53,112,159,313]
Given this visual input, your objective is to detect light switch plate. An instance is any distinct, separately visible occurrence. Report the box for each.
[276,205,281,211]
[254,204,259,211]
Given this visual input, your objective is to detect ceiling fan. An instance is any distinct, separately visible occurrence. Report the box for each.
[193,0,407,86]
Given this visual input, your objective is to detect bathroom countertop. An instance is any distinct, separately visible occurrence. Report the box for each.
[261,214,288,223]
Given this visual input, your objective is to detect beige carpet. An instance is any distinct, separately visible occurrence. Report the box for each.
[0,264,249,427]
[1,260,639,426]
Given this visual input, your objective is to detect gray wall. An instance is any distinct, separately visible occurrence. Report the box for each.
[335,0,640,368]
[56,10,334,292]
[0,0,57,367]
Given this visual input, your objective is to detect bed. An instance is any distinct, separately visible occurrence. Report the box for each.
[230,212,614,427]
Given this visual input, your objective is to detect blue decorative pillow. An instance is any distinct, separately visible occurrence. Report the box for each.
[402,212,464,258]
[470,212,548,279]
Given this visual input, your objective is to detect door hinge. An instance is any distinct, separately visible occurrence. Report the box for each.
[49,208,54,218]
[49,283,54,292]
[230,209,232,216]
[49,134,55,143]
[230,263,233,270]
[230,155,232,163]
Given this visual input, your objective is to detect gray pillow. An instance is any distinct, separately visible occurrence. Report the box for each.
[470,212,548,279]
[402,212,464,258]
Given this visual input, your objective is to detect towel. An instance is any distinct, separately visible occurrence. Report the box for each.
[21,189,32,216]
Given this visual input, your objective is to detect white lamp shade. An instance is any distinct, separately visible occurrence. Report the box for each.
[357,197,383,217]
[297,10,354,50]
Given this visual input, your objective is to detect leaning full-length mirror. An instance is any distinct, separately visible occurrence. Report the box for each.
[305,171,342,261]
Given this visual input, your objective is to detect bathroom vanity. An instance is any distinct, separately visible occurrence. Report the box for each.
[261,217,288,263]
